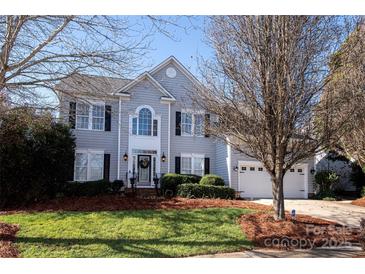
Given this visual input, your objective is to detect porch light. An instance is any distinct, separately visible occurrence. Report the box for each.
[233,166,238,172]
[161,152,166,162]
[123,153,128,161]
[310,168,315,174]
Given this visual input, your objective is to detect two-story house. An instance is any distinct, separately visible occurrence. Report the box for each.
[57,56,316,198]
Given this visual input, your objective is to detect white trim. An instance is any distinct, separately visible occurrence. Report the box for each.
[117,97,122,180]
[75,100,105,131]
[237,160,308,199]
[149,56,204,90]
[135,105,156,116]
[180,110,205,137]
[114,72,176,101]
[180,153,205,176]
[226,141,232,188]
[130,105,160,137]
[74,149,104,182]
[167,102,171,173]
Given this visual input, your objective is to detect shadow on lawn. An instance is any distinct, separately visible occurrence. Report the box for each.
[15,236,251,257]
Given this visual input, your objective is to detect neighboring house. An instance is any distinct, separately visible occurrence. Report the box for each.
[57,56,316,198]
[315,151,356,192]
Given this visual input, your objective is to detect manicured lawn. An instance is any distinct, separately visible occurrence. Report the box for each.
[0,208,252,258]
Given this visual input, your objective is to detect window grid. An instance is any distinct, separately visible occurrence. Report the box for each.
[181,112,204,137]
[76,103,89,129]
[75,152,104,181]
[76,103,105,130]
[92,105,105,130]
[181,113,192,136]
[138,108,152,136]
[181,156,204,176]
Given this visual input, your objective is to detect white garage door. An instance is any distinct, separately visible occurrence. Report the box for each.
[238,162,307,199]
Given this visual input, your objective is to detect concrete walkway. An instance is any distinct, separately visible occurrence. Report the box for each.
[252,199,365,227]
[193,247,364,258]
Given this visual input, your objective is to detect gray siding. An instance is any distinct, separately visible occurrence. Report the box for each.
[60,95,120,181]
[118,79,169,179]
[151,62,217,174]
[215,141,230,185]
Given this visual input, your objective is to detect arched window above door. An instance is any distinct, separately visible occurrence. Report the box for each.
[132,105,158,136]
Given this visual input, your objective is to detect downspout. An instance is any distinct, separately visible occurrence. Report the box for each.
[117,97,122,180]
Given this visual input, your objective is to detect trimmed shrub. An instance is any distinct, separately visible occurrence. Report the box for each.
[200,174,225,186]
[361,186,365,198]
[160,173,201,196]
[314,170,339,199]
[177,183,235,200]
[63,180,124,197]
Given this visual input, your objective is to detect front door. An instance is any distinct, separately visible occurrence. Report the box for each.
[138,155,151,183]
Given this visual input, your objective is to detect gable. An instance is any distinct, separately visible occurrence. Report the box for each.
[149,57,202,101]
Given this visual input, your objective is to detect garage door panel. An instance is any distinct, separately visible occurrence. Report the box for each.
[239,162,306,199]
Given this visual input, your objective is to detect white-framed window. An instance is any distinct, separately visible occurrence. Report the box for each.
[138,107,152,135]
[92,105,105,130]
[74,150,104,181]
[181,112,193,136]
[76,101,105,131]
[181,153,205,176]
[181,111,204,137]
[131,106,159,137]
[76,103,90,129]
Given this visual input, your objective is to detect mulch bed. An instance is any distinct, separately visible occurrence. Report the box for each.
[240,213,360,250]
[352,197,365,207]
[0,222,19,258]
[0,195,272,214]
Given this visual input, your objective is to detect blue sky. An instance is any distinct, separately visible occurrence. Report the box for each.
[139,16,213,77]
[42,16,212,107]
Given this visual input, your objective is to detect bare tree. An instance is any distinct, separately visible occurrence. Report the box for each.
[0,16,184,110]
[322,24,365,166]
[193,16,362,220]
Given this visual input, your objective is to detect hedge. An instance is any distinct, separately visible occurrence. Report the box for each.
[62,180,124,197]
[361,186,365,198]
[160,173,201,196]
[200,174,225,186]
[0,109,76,208]
[177,183,235,199]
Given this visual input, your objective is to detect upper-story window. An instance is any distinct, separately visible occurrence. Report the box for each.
[138,108,152,135]
[132,106,158,136]
[76,102,105,131]
[181,111,204,137]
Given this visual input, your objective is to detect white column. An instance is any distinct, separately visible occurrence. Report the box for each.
[167,102,171,173]
[117,97,122,180]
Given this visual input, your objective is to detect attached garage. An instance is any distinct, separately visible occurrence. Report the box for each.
[238,161,308,199]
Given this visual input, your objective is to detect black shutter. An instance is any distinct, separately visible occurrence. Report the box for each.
[175,111,181,136]
[69,102,76,129]
[175,157,181,174]
[105,105,111,131]
[204,158,210,175]
[103,154,110,181]
[204,113,210,137]
[69,154,75,181]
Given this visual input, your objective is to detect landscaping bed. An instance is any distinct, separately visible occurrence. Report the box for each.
[0,222,19,258]
[351,197,365,207]
[240,213,360,250]
[0,195,271,214]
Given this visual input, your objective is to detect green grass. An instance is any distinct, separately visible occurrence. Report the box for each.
[0,208,252,258]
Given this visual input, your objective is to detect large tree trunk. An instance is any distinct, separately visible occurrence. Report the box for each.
[271,172,285,220]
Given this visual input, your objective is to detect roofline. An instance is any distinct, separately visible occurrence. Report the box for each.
[148,56,204,90]
[113,72,176,101]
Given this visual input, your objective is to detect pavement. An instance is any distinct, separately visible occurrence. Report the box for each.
[252,199,365,227]
[193,247,364,258]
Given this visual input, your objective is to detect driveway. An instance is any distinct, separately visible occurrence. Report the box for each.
[253,199,365,227]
